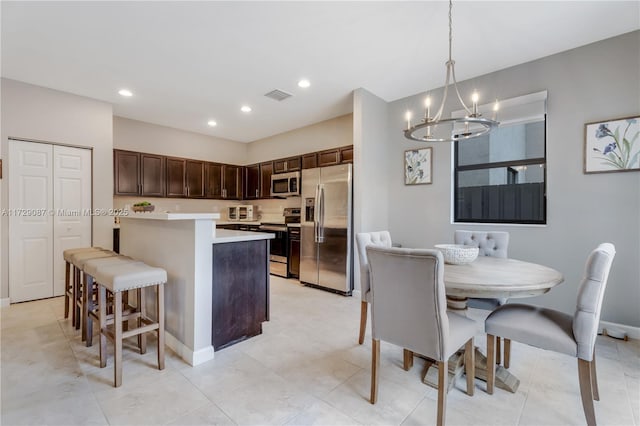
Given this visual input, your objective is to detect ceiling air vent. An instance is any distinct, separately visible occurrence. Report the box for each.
[264,89,292,102]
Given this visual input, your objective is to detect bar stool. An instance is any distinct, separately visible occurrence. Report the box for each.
[70,250,118,338]
[83,255,140,346]
[91,262,167,387]
[63,247,104,327]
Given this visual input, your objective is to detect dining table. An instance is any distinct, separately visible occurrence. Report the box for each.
[422,255,565,393]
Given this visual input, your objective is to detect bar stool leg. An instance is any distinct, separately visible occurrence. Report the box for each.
[157,283,165,370]
[114,291,123,387]
[72,266,78,327]
[81,272,90,341]
[74,268,82,330]
[99,286,107,368]
[64,261,71,319]
[85,275,94,346]
[137,288,147,354]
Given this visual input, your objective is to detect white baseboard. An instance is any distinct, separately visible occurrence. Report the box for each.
[0,298,10,308]
[165,332,215,366]
[599,320,640,340]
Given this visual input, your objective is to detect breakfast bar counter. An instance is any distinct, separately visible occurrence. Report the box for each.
[119,212,273,366]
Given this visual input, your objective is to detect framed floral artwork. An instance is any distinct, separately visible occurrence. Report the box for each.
[584,115,640,173]
[404,147,432,185]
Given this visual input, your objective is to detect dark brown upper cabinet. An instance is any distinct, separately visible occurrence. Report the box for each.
[317,148,341,167]
[301,153,318,169]
[260,161,274,199]
[140,154,165,197]
[340,146,353,164]
[273,156,301,173]
[114,150,141,196]
[114,150,164,197]
[206,163,224,199]
[224,165,242,200]
[185,160,205,198]
[166,157,187,197]
[206,163,241,200]
[244,164,260,200]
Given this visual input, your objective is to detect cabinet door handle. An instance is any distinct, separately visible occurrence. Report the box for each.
[255,189,259,198]
[186,186,189,197]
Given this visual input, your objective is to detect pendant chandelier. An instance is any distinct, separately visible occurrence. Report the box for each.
[404,0,499,143]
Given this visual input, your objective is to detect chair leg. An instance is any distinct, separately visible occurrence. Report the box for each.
[157,283,165,370]
[578,359,596,426]
[486,334,496,395]
[358,301,368,345]
[464,338,475,396]
[437,360,448,426]
[137,288,147,354]
[496,337,502,365]
[403,349,414,371]
[81,273,89,341]
[591,352,599,401]
[504,338,511,369]
[370,339,380,404]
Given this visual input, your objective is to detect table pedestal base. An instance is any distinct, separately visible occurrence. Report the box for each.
[421,347,520,393]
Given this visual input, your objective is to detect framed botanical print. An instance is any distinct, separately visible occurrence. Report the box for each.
[584,115,640,173]
[404,147,432,185]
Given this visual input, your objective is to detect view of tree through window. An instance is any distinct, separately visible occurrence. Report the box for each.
[454,92,547,224]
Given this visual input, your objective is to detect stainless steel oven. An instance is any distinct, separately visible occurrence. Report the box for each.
[259,223,288,277]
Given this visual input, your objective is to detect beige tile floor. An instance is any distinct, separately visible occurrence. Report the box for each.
[2,276,639,426]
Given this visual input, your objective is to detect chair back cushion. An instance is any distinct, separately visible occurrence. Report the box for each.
[573,243,616,361]
[367,246,449,361]
[355,232,392,300]
[454,230,509,258]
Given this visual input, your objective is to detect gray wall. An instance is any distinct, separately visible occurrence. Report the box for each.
[353,88,390,293]
[245,114,353,165]
[382,31,640,326]
[0,78,114,299]
[114,116,246,165]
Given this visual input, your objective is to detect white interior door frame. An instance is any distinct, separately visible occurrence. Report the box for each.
[8,138,92,303]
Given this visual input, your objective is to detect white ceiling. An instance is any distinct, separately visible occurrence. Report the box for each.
[2,1,639,143]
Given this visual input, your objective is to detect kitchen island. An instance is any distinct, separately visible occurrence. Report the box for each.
[119,213,273,365]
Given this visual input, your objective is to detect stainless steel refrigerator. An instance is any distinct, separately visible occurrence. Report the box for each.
[300,163,353,295]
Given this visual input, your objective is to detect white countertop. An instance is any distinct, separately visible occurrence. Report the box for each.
[213,229,275,244]
[121,212,221,221]
[216,221,262,225]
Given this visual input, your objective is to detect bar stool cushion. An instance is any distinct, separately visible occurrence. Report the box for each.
[63,247,103,263]
[72,250,118,270]
[83,256,138,278]
[93,263,167,292]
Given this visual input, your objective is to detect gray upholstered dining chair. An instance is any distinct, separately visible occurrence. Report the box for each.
[355,231,392,345]
[367,246,476,426]
[454,230,511,366]
[485,243,615,426]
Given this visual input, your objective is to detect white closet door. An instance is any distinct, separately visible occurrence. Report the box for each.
[9,141,54,302]
[53,145,92,296]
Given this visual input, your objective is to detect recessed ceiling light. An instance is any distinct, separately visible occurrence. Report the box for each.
[298,79,311,88]
[207,120,217,127]
[241,106,252,113]
[118,89,133,97]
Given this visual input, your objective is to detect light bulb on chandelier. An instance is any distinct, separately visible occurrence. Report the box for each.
[404,0,499,143]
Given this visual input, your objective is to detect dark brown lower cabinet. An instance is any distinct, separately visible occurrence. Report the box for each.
[211,239,270,350]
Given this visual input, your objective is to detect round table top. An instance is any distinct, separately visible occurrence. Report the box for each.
[443,256,564,299]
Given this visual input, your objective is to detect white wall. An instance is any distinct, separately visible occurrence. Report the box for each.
[1,78,114,299]
[352,89,390,293]
[114,116,246,164]
[245,114,353,165]
[380,31,640,327]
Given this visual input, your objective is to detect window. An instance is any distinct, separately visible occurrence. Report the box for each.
[453,91,547,224]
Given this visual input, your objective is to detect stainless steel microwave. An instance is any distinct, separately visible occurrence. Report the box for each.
[271,171,300,197]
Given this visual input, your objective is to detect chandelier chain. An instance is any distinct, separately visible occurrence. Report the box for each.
[448,0,453,63]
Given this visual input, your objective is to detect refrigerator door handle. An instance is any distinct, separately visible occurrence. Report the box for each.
[318,184,325,243]
[314,184,320,243]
